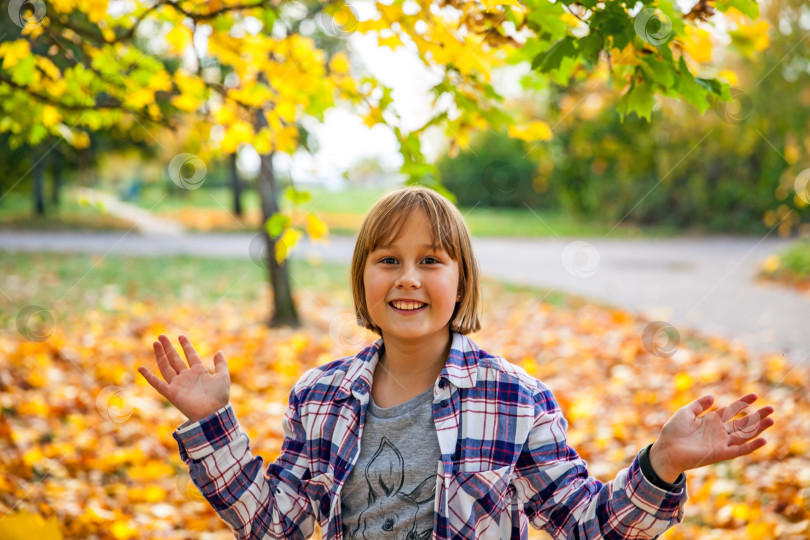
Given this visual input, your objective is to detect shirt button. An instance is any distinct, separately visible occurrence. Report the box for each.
[440,400,448,407]
[438,380,447,389]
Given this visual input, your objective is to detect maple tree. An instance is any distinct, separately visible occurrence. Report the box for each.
[0,0,762,327]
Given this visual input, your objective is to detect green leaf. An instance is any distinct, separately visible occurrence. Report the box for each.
[696,77,729,98]
[578,32,603,64]
[525,0,567,41]
[591,2,636,51]
[655,0,687,38]
[531,36,577,73]
[10,56,37,86]
[265,213,291,237]
[715,0,759,19]
[616,78,655,121]
[284,186,312,205]
[640,55,675,88]
[28,124,48,145]
[674,56,711,113]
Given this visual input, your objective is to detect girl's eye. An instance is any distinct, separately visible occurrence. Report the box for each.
[379,256,440,264]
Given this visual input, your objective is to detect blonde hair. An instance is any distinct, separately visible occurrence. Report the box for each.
[351,186,482,336]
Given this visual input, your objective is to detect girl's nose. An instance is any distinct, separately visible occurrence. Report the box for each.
[395,266,420,288]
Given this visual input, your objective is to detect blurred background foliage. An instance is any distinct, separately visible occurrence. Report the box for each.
[437,0,809,236]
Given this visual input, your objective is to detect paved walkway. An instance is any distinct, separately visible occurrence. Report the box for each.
[75,188,186,235]
[1,229,807,364]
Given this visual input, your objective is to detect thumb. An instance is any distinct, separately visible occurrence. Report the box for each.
[213,351,229,374]
[686,394,714,417]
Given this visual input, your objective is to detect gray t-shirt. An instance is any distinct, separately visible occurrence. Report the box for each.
[341,385,441,540]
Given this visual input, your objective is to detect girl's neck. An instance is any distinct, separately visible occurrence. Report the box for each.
[374,331,453,394]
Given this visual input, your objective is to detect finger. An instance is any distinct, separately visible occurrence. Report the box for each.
[153,341,176,382]
[178,334,204,368]
[159,334,188,372]
[719,394,758,423]
[138,366,171,397]
[729,416,775,445]
[725,437,768,460]
[213,350,229,375]
[686,394,715,417]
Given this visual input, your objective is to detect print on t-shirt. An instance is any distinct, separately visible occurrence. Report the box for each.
[349,436,435,540]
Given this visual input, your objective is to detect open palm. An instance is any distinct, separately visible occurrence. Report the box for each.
[138,334,230,424]
[651,393,775,480]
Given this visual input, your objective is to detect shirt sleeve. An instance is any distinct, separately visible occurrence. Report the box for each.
[511,383,688,539]
[172,390,317,540]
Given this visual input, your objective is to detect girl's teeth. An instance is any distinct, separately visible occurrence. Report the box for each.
[392,302,425,310]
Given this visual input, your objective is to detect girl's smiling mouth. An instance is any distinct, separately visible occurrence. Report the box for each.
[389,300,428,312]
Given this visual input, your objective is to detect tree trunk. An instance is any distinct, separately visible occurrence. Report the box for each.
[257,151,300,328]
[33,156,45,215]
[230,152,242,216]
[50,167,61,207]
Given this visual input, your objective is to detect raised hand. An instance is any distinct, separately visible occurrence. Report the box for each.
[138,334,231,424]
[649,393,775,482]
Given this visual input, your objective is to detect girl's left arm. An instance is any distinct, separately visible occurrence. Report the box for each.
[512,384,687,540]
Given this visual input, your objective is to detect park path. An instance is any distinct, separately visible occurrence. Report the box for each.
[1,228,807,364]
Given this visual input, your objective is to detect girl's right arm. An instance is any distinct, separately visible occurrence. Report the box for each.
[138,334,317,540]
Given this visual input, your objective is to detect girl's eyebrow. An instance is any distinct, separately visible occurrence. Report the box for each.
[374,243,441,250]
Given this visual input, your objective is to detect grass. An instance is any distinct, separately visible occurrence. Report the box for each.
[0,190,134,232]
[3,183,679,238]
[0,251,582,323]
[759,239,810,288]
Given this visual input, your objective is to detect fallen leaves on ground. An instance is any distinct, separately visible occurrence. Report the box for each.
[1,284,808,539]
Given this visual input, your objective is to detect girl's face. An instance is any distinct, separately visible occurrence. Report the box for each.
[363,210,460,344]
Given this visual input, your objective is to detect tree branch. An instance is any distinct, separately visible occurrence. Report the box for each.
[0,75,175,128]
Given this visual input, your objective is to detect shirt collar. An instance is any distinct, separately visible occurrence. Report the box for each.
[335,332,480,401]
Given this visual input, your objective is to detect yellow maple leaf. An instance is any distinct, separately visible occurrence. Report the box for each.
[275,100,297,123]
[166,24,192,53]
[171,93,199,112]
[508,120,552,142]
[609,44,640,65]
[220,121,254,154]
[736,20,771,52]
[717,69,738,86]
[0,510,63,540]
[82,0,107,23]
[329,51,351,75]
[276,228,302,264]
[683,26,712,63]
[41,105,61,128]
[306,213,329,242]
[0,40,31,69]
[378,34,403,50]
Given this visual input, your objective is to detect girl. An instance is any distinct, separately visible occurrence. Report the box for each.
[138,186,775,540]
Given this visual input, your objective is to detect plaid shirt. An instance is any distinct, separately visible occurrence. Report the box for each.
[174,332,688,539]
